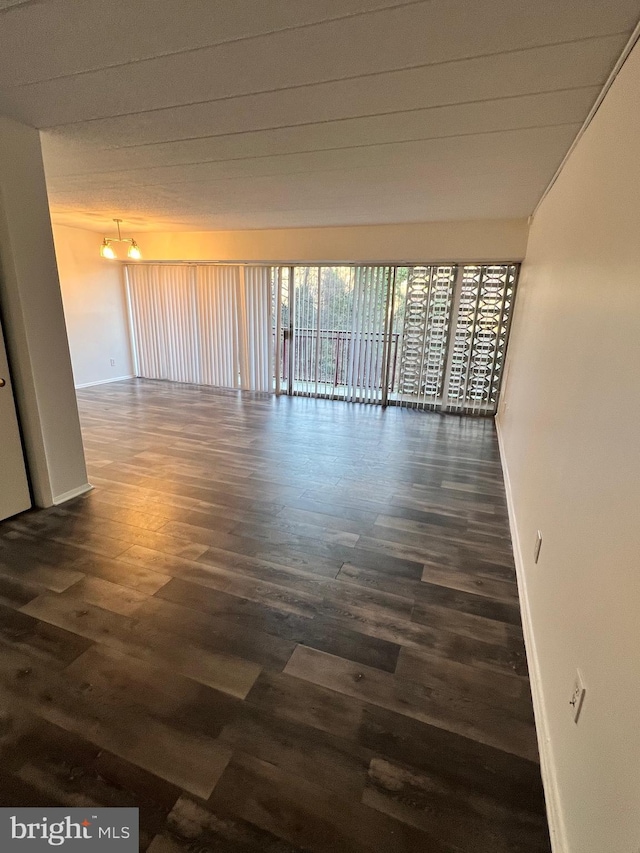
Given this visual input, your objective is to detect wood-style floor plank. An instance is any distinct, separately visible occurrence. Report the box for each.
[155,577,401,672]
[0,648,232,800]
[0,715,180,849]
[208,752,458,853]
[20,593,262,698]
[284,645,537,760]
[363,757,550,853]
[0,380,550,852]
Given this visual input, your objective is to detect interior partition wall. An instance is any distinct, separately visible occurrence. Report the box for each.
[126,261,517,415]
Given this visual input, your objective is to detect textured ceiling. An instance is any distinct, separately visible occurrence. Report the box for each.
[0,0,637,232]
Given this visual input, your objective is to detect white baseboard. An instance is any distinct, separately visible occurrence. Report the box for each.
[51,483,94,505]
[75,375,135,389]
[495,416,568,853]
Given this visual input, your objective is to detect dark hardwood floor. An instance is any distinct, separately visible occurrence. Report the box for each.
[0,379,551,852]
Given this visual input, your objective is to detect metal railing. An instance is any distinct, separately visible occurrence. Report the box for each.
[280,328,400,392]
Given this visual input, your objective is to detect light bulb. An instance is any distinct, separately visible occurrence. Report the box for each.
[127,241,142,260]
[100,239,116,259]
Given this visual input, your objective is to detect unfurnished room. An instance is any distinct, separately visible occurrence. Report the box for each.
[0,2,638,852]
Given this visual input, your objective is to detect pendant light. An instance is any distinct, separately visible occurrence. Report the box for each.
[99,219,142,260]
[128,241,142,260]
[100,239,117,259]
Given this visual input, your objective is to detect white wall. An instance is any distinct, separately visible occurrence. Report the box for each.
[497,41,640,853]
[138,218,528,263]
[53,224,134,388]
[0,115,89,506]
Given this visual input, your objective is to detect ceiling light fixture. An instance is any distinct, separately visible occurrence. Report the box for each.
[100,218,142,260]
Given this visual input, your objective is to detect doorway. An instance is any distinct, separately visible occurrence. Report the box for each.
[274,263,518,414]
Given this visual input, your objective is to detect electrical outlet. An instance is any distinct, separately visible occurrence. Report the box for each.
[569,670,586,723]
[534,530,543,563]
[110,358,116,366]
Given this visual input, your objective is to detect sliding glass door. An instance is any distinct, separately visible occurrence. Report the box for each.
[273,263,517,414]
[276,265,394,403]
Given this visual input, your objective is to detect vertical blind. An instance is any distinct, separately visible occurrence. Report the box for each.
[195,265,239,389]
[241,266,273,393]
[127,264,199,383]
[279,266,393,403]
[345,266,393,404]
[126,261,517,415]
[127,264,271,392]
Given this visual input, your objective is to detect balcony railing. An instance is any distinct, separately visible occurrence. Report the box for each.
[279,328,400,393]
